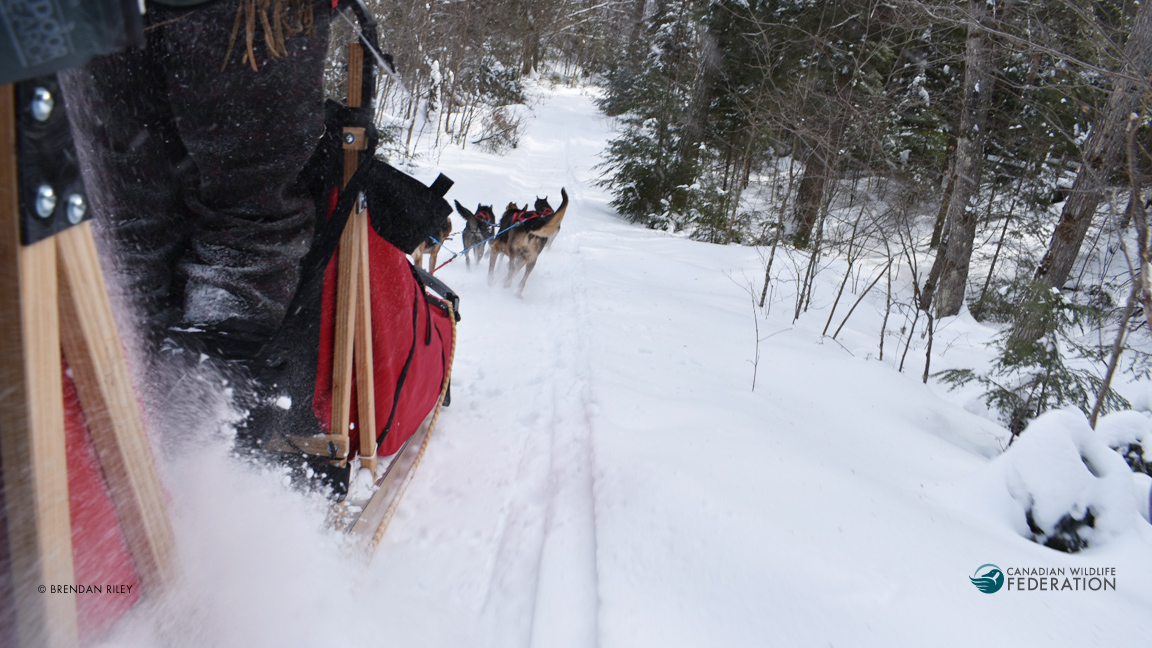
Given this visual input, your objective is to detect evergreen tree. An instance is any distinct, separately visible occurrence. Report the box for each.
[940,281,1129,436]
[598,0,713,232]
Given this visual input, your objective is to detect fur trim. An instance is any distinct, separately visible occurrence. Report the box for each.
[224,0,315,71]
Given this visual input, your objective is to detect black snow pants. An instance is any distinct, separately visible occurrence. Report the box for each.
[59,0,330,352]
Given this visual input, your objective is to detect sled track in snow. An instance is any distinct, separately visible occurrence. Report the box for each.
[471,225,602,648]
[525,271,601,648]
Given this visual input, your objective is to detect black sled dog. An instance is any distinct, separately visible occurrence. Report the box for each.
[488,188,569,296]
[454,200,496,269]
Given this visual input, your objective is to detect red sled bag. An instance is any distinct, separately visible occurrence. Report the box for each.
[310,145,459,459]
[313,225,456,457]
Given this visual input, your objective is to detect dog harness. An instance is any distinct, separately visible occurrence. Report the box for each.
[511,206,554,225]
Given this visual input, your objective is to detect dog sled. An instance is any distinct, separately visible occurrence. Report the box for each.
[0,1,458,645]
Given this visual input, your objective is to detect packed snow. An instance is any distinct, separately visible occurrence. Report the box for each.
[97,82,1152,647]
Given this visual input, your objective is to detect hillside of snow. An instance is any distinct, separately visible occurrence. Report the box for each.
[101,83,1152,647]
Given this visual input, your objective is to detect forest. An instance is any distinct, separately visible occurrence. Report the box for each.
[342,0,1152,440]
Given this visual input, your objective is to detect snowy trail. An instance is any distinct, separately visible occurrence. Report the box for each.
[359,86,612,648]
[525,256,601,648]
[449,92,604,648]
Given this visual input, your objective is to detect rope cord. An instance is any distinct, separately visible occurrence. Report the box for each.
[431,212,545,274]
[336,8,409,96]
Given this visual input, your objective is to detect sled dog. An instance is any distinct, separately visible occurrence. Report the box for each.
[488,188,569,296]
[412,214,452,273]
[455,201,496,269]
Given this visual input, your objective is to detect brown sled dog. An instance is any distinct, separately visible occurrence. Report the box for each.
[455,200,496,269]
[411,214,452,273]
[489,188,569,296]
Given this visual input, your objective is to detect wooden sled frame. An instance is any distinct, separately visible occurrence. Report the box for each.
[319,41,455,550]
[263,41,377,474]
[0,84,175,648]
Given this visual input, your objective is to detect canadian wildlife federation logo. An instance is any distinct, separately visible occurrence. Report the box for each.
[969,564,1005,593]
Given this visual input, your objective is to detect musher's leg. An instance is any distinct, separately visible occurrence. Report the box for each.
[59,33,191,345]
[160,0,330,347]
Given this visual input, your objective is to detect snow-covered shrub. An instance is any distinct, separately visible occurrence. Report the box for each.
[1096,411,1152,525]
[677,179,750,244]
[596,1,709,231]
[597,114,697,229]
[1096,410,1152,477]
[474,106,523,155]
[994,410,1143,552]
[471,56,525,107]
